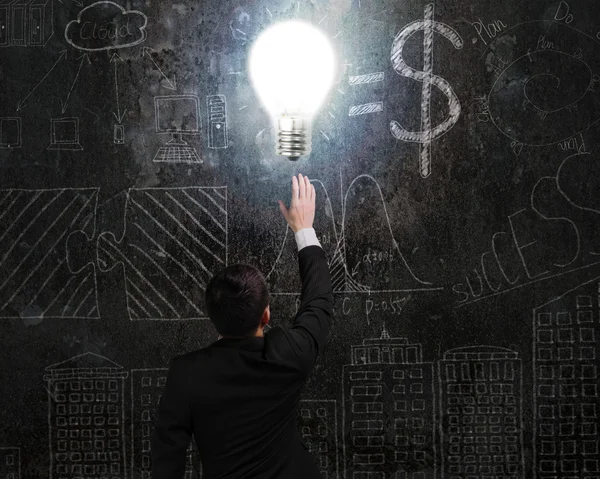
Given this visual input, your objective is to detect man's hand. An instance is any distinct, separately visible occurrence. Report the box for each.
[278,174,316,233]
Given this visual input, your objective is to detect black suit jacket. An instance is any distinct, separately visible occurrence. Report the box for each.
[152,245,334,479]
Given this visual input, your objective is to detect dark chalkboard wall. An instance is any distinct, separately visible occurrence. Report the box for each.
[2,0,600,477]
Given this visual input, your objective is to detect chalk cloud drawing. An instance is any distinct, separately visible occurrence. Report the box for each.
[44,353,129,479]
[65,1,147,52]
[390,3,463,178]
[97,187,227,320]
[342,326,436,479]
[0,188,99,319]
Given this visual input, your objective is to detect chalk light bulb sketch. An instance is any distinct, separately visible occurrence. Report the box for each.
[248,20,336,159]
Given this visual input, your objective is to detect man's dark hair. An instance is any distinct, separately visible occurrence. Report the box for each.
[205,264,270,337]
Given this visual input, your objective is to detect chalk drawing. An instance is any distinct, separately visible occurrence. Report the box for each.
[486,21,600,146]
[16,49,67,111]
[298,400,339,479]
[207,94,228,149]
[65,1,147,52]
[349,72,384,86]
[0,447,21,479]
[1,0,53,47]
[97,187,227,320]
[348,102,383,117]
[111,52,127,124]
[454,151,600,307]
[533,277,600,479]
[348,72,384,117]
[44,353,128,479]
[60,53,90,114]
[267,173,437,295]
[342,327,436,479]
[0,188,99,319]
[0,117,21,148]
[131,369,197,478]
[153,95,201,163]
[143,47,176,90]
[47,117,83,151]
[113,124,124,144]
[390,3,463,178]
[438,346,525,478]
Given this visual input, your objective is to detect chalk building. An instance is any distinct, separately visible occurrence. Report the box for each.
[298,399,339,478]
[44,353,128,479]
[533,279,600,478]
[438,346,524,478]
[131,368,197,478]
[0,447,20,479]
[343,327,436,479]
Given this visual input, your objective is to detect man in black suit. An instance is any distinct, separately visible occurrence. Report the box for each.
[152,174,334,478]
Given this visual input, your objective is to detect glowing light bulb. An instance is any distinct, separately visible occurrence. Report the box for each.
[249,20,337,159]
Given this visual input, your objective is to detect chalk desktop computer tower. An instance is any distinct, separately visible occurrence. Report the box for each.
[0,0,53,47]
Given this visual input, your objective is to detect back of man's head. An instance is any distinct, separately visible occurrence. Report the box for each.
[205,264,269,337]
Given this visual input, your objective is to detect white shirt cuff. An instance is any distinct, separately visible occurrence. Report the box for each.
[294,227,321,251]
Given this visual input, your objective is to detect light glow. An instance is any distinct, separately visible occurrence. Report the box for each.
[248,20,336,119]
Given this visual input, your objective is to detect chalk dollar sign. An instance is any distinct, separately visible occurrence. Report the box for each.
[390,4,463,178]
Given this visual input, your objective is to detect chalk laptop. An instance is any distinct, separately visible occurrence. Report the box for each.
[47,117,83,150]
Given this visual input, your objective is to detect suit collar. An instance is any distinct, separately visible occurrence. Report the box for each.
[212,336,264,352]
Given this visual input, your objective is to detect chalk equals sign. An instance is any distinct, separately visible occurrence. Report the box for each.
[348,71,384,117]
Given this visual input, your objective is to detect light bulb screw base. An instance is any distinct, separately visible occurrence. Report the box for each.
[276,116,311,159]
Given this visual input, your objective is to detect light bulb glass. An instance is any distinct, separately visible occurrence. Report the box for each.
[248,20,336,119]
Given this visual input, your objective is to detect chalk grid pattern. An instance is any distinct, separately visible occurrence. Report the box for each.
[342,327,435,479]
[533,277,600,478]
[44,353,129,479]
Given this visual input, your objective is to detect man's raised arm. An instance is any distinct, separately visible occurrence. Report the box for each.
[277,174,334,372]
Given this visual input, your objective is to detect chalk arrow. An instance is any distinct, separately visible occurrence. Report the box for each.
[352,262,361,277]
[60,53,91,114]
[17,50,67,111]
[143,47,177,90]
[110,53,127,123]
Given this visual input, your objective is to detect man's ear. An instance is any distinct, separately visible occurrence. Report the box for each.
[261,305,270,326]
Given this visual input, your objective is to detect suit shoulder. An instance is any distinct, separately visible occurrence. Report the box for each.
[170,348,208,366]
